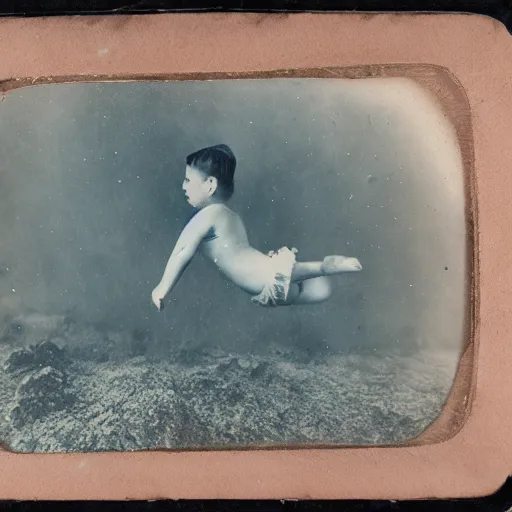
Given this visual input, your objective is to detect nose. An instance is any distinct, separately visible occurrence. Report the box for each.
[182,181,187,191]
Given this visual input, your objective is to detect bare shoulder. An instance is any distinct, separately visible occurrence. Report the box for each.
[198,203,238,223]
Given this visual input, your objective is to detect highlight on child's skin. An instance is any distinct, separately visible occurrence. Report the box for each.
[151,145,362,312]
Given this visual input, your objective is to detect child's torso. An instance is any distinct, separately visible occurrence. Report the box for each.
[192,204,272,293]
[200,205,250,254]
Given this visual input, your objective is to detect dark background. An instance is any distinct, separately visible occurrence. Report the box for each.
[0,0,509,510]
[0,78,466,360]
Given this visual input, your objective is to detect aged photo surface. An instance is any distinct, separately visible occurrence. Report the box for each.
[0,77,468,452]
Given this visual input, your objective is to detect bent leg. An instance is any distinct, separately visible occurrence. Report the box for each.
[285,276,332,305]
[291,262,324,282]
[291,256,362,283]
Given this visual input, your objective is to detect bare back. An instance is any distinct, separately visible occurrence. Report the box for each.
[193,204,273,294]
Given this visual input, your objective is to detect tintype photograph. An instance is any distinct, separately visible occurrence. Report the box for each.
[0,76,469,452]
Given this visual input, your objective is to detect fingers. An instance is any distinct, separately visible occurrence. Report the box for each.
[152,289,164,311]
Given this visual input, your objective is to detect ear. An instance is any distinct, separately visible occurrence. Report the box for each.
[206,176,218,196]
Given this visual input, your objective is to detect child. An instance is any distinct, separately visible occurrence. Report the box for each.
[151,144,362,311]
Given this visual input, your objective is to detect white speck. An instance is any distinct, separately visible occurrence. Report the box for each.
[394,217,397,220]
[214,258,218,263]
[12,289,15,293]
[6,268,8,271]
[83,158,87,162]
[249,121,253,124]
[136,176,140,179]
[347,153,350,156]
[118,180,122,183]
[349,194,353,200]
[114,151,118,155]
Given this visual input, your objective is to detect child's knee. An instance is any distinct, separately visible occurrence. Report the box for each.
[315,277,332,301]
[300,277,331,304]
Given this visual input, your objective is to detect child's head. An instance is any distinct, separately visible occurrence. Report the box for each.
[183,144,236,208]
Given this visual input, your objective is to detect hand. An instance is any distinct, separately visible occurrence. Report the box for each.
[151,285,166,311]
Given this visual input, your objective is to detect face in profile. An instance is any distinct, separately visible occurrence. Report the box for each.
[182,165,213,208]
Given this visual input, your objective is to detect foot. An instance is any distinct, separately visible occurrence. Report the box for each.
[321,255,362,274]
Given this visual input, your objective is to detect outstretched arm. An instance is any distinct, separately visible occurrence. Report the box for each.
[152,210,214,310]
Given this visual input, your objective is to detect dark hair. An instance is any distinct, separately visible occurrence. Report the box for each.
[186,144,236,200]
